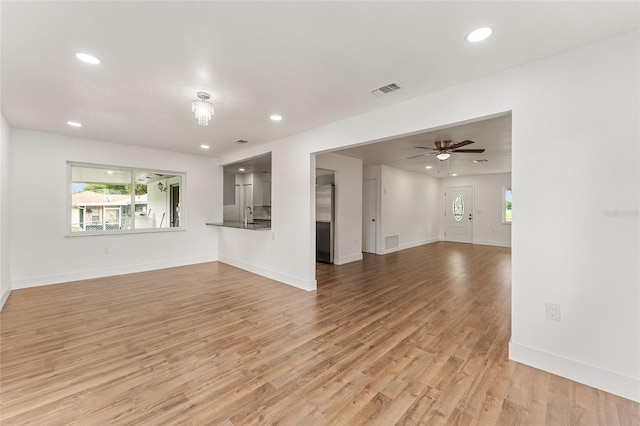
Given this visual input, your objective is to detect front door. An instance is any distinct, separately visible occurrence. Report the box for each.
[444,186,473,243]
[104,207,121,230]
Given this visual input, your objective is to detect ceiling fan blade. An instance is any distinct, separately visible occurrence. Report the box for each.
[414,146,436,150]
[449,140,474,149]
[451,148,485,153]
[407,153,427,159]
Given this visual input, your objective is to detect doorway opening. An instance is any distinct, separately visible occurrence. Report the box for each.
[316,169,335,264]
[170,184,180,227]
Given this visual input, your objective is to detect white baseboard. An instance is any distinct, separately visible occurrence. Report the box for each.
[10,256,218,290]
[473,239,511,248]
[335,253,363,265]
[218,255,316,292]
[377,237,439,255]
[509,340,640,402]
[0,286,11,311]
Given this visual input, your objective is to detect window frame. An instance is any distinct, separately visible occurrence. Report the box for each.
[67,161,186,237]
[502,186,512,225]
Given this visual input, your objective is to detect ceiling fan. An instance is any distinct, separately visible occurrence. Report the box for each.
[408,139,485,161]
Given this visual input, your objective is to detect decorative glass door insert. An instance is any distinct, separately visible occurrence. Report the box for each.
[453,193,464,221]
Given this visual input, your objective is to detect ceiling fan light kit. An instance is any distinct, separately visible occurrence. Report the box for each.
[411,139,486,161]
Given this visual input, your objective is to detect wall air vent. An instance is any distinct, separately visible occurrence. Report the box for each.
[371,82,402,97]
[385,235,399,250]
[234,139,249,144]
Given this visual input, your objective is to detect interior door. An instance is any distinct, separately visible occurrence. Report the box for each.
[444,186,473,243]
[362,179,377,253]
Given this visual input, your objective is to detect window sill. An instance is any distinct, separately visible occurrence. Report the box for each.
[66,227,186,237]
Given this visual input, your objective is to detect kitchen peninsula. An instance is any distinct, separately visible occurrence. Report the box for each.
[206,220,271,230]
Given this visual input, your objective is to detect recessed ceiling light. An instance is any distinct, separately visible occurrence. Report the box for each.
[75,52,101,65]
[200,144,210,149]
[425,165,432,169]
[67,121,82,127]
[238,168,245,172]
[270,115,282,121]
[451,173,458,177]
[107,170,114,175]
[466,27,493,43]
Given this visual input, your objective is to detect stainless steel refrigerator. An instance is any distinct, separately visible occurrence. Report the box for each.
[316,184,334,264]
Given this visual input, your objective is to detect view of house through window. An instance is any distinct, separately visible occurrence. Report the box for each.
[70,164,183,233]
[504,187,512,224]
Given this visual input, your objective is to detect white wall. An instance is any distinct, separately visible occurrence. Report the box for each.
[0,112,11,309]
[217,142,316,290]
[363,168,511,251]
[507,33,639,401]
[378,165,440,254]
[316,152,363,265]
[217,31,639,401]
[9,130,221,289]
[440,173,512,247]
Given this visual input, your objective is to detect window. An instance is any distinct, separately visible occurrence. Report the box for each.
[503,187,512,224]
[69,163,184,234]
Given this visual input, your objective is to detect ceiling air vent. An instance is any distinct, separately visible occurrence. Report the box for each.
[370,82,402,97]
[473,159,489,163]
[234,139,249,144]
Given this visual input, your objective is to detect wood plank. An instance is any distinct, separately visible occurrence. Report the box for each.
[1,242,637,424]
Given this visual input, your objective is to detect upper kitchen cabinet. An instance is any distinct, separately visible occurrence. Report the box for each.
[252,171,271,207]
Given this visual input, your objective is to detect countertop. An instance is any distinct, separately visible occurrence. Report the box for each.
[206,220,271,230]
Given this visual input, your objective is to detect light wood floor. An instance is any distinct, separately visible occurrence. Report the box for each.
[1,242,638,425]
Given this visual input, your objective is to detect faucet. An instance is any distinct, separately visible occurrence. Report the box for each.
[244,206,253,227]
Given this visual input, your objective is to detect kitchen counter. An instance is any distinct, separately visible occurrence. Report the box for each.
[206,220,271,230]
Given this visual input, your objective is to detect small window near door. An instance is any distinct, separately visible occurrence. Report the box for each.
[503,187,512,224]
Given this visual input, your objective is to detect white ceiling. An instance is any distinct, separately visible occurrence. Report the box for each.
[335,112,512,177]
[224,152,272,175]
[2,1,638,169]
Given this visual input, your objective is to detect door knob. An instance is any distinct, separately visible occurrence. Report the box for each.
[372,218,375,222]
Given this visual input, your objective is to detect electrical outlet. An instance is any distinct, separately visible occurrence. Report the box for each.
[545,303,561,321]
